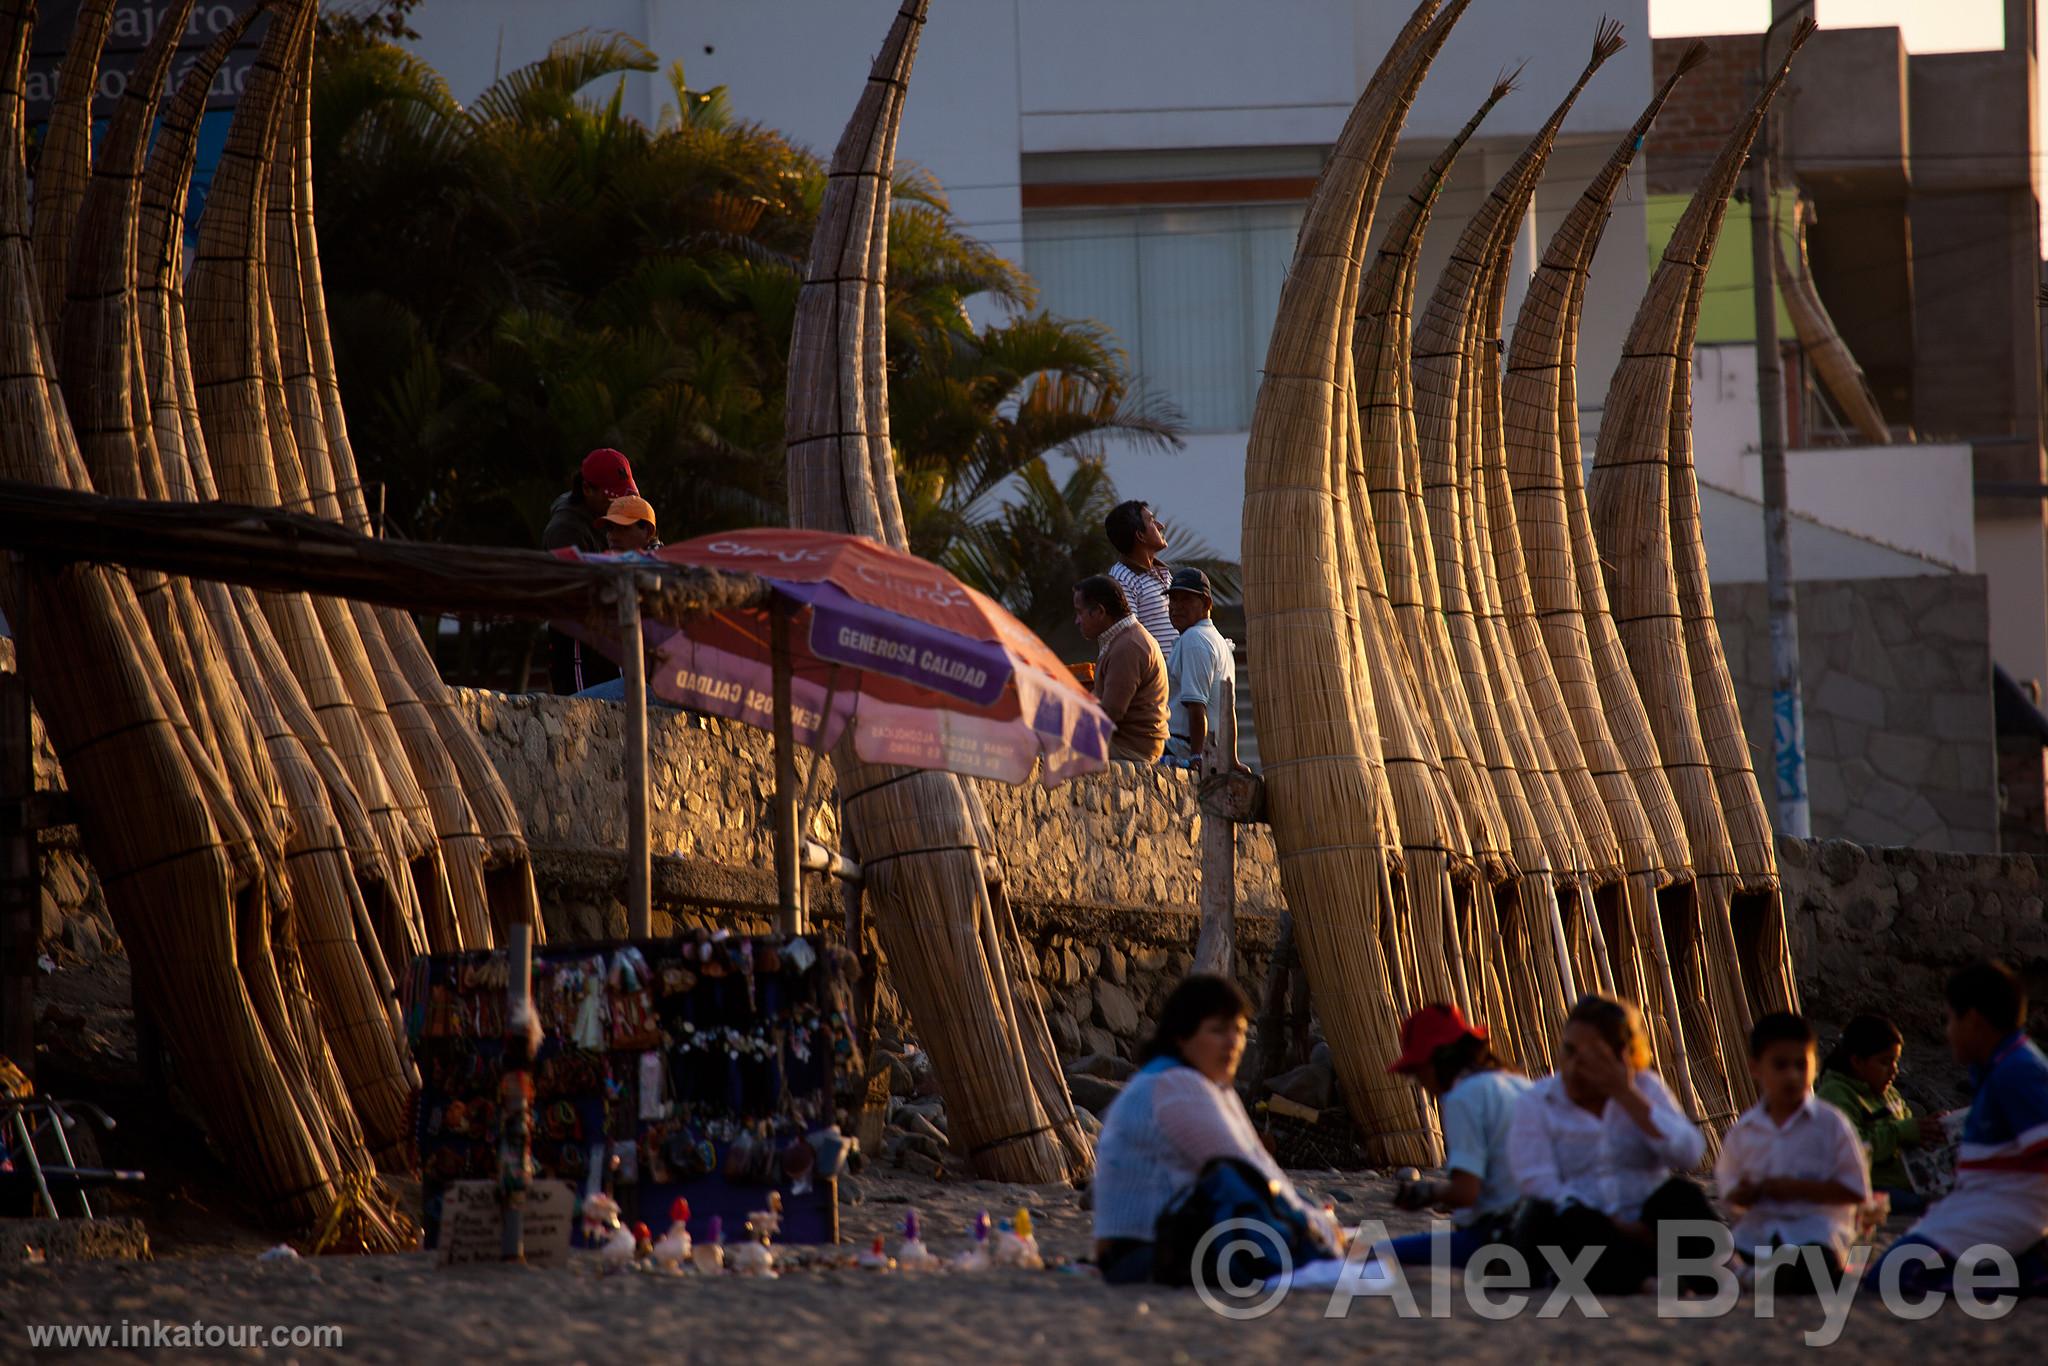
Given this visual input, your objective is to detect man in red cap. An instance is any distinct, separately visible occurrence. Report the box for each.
[544,448,639,555]
[544,449,638,693]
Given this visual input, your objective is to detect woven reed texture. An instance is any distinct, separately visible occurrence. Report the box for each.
[783,0,1091,1184]
[28,0,111,356]
[1498,55,1708,1112]
[1409,41,1621,1062]
[185,5,441,980]
[1776,198,1892,446]
[0,0,351,1224]
[1590,29,1812,1124]
[1242,0,1468,1166]
[1355,83,1512,885]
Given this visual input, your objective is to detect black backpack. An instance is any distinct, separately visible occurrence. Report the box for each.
[1152,1156,1324,1288]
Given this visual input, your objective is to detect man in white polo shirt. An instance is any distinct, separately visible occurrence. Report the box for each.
[1162,568,1234,767]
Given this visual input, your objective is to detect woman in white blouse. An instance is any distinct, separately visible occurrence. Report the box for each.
[1508,994,1715,1294]
[1092,975,1339,1284]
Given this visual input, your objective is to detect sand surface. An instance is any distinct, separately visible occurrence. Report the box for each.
[3,1168,2039,1363]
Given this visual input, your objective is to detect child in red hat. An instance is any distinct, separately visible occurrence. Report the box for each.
[1371,1003,1531,1268]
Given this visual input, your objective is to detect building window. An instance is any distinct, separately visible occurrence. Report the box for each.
[1023,203,1304,433]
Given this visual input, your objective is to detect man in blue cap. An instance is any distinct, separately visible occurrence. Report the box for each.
[1162,567,1235,767]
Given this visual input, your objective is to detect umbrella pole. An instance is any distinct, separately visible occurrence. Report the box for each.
[619,573,651,938]
[770,595,803,936]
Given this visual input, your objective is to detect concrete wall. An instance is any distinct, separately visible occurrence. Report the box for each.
[1713,574,1997,851]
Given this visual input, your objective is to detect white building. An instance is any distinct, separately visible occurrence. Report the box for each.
[407,0,1657,560]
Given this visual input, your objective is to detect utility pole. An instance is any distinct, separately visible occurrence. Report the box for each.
[1753,3,1811,838]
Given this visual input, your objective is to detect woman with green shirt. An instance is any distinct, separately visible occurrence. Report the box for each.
[1815,1014,1945,1213]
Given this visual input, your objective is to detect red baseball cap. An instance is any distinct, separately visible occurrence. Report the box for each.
[580,448,638,500]
[1387,1003,1486,1075]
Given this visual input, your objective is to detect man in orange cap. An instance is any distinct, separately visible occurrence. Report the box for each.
[597,495,660,554]
[545,448,639,692]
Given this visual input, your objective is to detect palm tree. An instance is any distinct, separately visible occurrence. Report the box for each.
[312,30,1226,682]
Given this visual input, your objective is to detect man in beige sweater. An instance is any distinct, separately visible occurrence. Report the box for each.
[1074,575,1167,762]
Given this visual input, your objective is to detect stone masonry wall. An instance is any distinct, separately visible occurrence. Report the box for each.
[18,673,2048,1064]
[1713,575,1997,852]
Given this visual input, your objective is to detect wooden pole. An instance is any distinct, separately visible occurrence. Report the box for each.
[1,562,37,1082]
[770,595,802,935]
[619,576,651,938]
[1192,673,1237,978]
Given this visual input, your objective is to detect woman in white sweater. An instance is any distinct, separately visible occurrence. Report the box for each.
[1092,975,1337,1284]
[1507,994,1715,1294]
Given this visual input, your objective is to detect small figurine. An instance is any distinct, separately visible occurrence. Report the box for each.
[653,1198,692,1269]
[729,1212,777,1277]
[745,1189,783,1242]
[599,1221,637,1271]
[1004,1208,1043,1269]
[951,1210,992,1271]
[632,1222,655,1265]
[857,1235,894,1271]
[572,971,608,1052]
[896,1208,938,1271]
[692,1216,725,1273]
[579,1191,622,1245]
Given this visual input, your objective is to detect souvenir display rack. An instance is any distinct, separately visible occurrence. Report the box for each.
[407,932,853,1247]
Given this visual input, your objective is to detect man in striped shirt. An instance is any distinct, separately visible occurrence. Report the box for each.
[1105,499,1178,654]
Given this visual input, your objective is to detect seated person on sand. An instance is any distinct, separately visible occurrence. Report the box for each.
[1092,975,1340,1284]
[1507,993,1714,1295]
[1072,573,1167,763]
[1815,1012,1944,1217]
[1373,1003,1530,1268]
[1865,960,2048,1296]
[1716,1011,1870,1295]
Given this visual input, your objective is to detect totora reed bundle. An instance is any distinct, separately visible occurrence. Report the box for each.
[1250,15,1815,1157]
[783,0,1089,1184]
[0,0,542,1229]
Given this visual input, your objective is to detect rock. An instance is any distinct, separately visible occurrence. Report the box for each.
[1081,1024,1122,1060]
[61,916,100,961]
[881,1052,915,1097]
[1067,1073,1125,1117]
[37,887,62,946]
[1066,1052,1138,1083]
[1045,1007,1082,1057]
[1131,946,1170,973]
[1264,1059,1333,1111]
[1074,1108,1103,1139]
[1092,979,1141,1037]
[1101,945,1127,984]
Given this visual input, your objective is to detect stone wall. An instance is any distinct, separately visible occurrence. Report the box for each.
[1780,836,2048,1044]
[455,690,1284,922]
[1713,574,1996,852]
[19,673,2048,1064]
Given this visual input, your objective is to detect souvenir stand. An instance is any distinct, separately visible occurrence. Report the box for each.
[408,930,853,1250]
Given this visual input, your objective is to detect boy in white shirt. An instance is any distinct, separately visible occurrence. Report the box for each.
[1717,1011,1871,1296]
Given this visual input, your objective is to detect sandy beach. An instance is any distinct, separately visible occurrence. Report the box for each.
[4,1167,2040,1364]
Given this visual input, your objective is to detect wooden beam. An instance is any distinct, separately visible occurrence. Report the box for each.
[0,481,767,629]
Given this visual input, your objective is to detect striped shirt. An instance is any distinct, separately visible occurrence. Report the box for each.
[1108,560,1177,654]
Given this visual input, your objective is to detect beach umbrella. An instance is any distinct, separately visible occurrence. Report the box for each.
[557,529,1112,930]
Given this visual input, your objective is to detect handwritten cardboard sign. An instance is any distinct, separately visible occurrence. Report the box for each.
[437,1179,576,1267]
